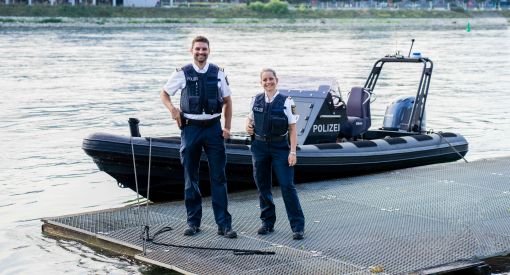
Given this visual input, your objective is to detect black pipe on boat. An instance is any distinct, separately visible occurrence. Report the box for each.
[128,118,141,137]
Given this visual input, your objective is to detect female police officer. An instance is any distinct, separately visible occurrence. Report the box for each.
[246,68,305,240]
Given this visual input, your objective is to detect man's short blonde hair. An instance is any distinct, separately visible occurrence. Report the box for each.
[191,36,210,48]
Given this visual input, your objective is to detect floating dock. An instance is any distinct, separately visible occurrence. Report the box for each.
[42,156,510,274]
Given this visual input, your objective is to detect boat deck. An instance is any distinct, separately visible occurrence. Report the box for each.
[42,156,510,274]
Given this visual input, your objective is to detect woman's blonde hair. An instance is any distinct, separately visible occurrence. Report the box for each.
[260,68,277,79]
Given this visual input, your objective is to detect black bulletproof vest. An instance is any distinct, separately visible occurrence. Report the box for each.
[253,93,288,137]
[180,64,223,115]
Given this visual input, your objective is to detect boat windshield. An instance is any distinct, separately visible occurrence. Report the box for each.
[277,76,341,97]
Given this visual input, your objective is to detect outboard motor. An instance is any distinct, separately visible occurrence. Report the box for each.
[382,96,426,132]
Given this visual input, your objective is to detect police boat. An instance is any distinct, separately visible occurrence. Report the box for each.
[83,55,468,202]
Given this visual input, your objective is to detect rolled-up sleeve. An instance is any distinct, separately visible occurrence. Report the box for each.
[248,97,255,120]
[284,98,298,124]
[218,70,231,98]
[163,70,185,96]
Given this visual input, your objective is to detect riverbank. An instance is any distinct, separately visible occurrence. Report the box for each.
[1,5,509,21]
[1,16,508,28]
[1,7,509,28]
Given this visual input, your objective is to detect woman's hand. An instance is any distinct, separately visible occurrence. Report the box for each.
[246,119,254,135]
[222,128,231,139]
[288,152,297,166]
[288,124,297,166]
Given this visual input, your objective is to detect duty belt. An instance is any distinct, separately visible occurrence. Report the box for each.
[254,135,287,142]
[182,116,221,128]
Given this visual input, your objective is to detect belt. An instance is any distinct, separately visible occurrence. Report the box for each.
[254,135,287,142]
[182,116,220,128]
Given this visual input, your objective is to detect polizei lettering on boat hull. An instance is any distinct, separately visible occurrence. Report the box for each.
[313,124,340,133]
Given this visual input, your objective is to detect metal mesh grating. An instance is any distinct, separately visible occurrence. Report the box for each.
[137,246,366,275]
[44,156,510,274]
[52,205,179,234]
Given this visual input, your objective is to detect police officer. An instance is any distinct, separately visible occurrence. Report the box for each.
[160,36,237,239]
[246,68,305,240]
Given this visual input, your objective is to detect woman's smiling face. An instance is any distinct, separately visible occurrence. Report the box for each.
[260,70,278,93]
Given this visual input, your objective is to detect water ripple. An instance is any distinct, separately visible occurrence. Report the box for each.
[0,20,509,274]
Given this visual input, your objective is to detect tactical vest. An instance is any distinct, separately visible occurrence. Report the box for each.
[180,64,223,115]
[253,93,289,137]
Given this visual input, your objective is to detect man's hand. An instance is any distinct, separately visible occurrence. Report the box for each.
[222,128,231,139]
[171,107,182,128]
[161,90,183,129]
[222,96,232,138]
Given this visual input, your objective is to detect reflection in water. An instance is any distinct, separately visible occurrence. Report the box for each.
[0,19,509,274]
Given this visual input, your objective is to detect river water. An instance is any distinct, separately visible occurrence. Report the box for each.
[0,18,509,274]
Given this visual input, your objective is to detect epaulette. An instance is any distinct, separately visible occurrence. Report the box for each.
[176,67,182,72]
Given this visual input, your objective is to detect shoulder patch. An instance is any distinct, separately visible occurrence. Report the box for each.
[288,98,296,114]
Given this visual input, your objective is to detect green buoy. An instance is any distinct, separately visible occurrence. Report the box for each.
[467,21,471,32]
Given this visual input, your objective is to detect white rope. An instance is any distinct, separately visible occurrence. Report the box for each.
[437,132,468,163]
[130,138,142,210]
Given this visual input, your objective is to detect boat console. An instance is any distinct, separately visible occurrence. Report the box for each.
[276,55,434,145]
[278,76,347,145]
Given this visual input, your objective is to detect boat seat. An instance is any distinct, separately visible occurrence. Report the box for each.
[339,87,372,139]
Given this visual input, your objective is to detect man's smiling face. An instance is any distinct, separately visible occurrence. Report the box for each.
[191,41,210,66]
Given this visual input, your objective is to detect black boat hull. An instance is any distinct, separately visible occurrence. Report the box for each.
[83,131,468,202]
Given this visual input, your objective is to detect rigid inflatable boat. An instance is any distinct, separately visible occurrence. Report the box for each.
[83,55,468,202]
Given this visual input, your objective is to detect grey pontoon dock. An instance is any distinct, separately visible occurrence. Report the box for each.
[42,156,510,274]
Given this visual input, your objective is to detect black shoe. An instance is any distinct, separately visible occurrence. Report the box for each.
[292,231,304,240]
[183,226,200,236]
[218,228,237,239]
[257,226,274,235]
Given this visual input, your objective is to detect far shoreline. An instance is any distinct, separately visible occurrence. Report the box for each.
[1,5,508,27]
[1,5,509,18]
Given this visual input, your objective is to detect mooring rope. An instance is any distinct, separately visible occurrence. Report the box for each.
[133,137,271,256]
[130,137,140,209]
[130,138,142,214]
[131,137,150,255]
[145,227,275,256]
[141,137,153,255]
[130,136,150,255]
[436,131,468,163]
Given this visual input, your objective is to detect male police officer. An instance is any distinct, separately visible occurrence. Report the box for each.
[160,36,237,238]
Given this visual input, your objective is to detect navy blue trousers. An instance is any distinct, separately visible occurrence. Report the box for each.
[180,121,232,230]
[251,139,305,233]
